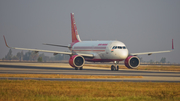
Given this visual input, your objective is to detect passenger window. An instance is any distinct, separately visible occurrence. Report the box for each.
[123,46,126,49]
[118,46,122,49]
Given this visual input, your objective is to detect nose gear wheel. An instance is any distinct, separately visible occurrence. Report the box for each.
[111,61,119,71]
[111,65,119,71]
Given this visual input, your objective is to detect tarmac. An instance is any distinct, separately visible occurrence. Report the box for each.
[0,62,180,82]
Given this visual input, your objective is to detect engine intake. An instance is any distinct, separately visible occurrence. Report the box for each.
[69,55,85,68]
[124,56,140,69]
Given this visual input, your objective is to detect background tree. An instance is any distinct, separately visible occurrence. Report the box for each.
[20,51,24,61]
[160,57,166,63]
[138,57,143,62]
[39,53,50,62]
[37,57,43,62]
[149,59,154,64]
[4,49,12,60]
[11,56,18,60]
[23,51,31,60]
[30,51,39,61]
[16,51,24,61]
[16,52,21,60]
[54,54,63,60]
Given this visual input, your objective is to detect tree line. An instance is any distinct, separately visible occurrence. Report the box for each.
[2,49,69,62]
[139,57,169,64]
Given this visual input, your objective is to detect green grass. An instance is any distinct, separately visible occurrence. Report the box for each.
[0,80,180,101]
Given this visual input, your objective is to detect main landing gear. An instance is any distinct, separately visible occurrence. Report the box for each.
[111,61,119,71]
[75,67,83,70]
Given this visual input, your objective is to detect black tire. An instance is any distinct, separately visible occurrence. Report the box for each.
[79,67,83,70]
[75,67,78,70]
[116,66,119,71]
[111,65,115,71]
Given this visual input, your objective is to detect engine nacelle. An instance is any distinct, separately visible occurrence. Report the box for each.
[69,55,85,68]
[124,56,140,69]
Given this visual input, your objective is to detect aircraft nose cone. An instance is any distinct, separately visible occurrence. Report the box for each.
[120,50,129,59]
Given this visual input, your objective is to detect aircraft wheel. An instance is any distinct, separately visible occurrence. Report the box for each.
[116,65,119,71]
[79,67,83,70]
[111,65,115,71]
[75,67,78,70]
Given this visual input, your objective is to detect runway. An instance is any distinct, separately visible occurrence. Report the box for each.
[0,62,180,82]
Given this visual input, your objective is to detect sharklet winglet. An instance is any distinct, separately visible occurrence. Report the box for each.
[172,39,174,50]
[3,35,11,48]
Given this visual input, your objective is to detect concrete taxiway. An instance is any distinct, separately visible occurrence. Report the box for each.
[0,62,180,82]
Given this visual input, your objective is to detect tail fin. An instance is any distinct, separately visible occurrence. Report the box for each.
[71,13,81,43]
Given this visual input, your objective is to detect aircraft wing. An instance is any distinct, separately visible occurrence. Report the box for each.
[130,50,172,56]
[3,36,94,57]
[131,39,174,56]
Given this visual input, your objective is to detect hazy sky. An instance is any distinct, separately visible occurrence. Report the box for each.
[0,0,180,63]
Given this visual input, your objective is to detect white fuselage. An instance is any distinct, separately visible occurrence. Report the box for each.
[71,41,129,62]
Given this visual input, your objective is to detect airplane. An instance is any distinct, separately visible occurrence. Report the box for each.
[3,13,174,70]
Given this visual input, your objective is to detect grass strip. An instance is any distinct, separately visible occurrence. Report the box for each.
[0,80,180,101]
[0,74,142,78]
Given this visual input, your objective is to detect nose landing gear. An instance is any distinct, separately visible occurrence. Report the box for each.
[111,65,119,71]
[111,61,119,71]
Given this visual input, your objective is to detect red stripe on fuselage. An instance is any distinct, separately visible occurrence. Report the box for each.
[73,50,105,52]
[73,47,106,49]
[85,59,124,62]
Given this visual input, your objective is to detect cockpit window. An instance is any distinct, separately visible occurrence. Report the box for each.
[112,46,117,49]
[112,46,126,49]
[118,46,122,49]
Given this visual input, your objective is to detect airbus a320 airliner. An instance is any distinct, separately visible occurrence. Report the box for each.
[3,13,174,70]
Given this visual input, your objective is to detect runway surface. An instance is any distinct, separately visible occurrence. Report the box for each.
[0,62,180,82]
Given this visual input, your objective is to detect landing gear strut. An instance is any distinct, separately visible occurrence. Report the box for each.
[111,61,119,71]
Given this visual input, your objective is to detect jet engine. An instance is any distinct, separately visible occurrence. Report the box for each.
[69,55,85,68]
[124,56,140,69]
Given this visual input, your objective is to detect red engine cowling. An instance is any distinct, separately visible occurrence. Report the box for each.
[69,55,85,68]
[124,56,140,69]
